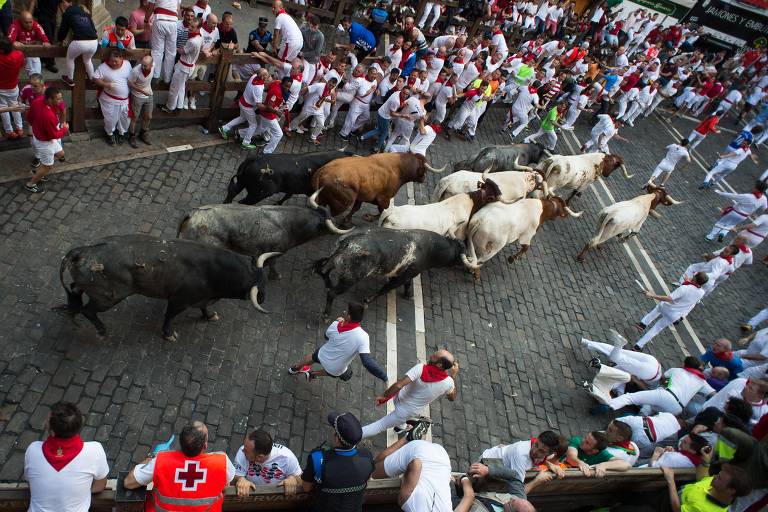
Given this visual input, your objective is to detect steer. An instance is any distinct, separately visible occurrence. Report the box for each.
[461,196,582,278]
[380,179,504,240]
[432,169,544,203]
[223,149,353,205]
[178,190,352,279]
[453,143,550,172]
[311,153,446,227]
[576,185,682,262]
[314,227,466,317]
[537,153,634,203]
[53,235,280,341]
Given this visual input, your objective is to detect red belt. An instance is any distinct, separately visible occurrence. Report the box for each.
[153,7,178,17]
[354,96,369,103]
[239,96,253,108]
[179,60,194,67]
[102,91,129,101]
[649,363,661,382]
[747,229,766,238]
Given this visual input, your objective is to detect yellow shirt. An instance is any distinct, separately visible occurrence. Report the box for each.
[680,477,729,512]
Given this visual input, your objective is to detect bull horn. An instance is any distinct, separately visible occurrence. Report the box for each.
[481,166,491,182]
[256,251,282,268]
[513,156,534,172]
[425,161,448,173]
[533,172,544,184]
[620,164,635,179]
[249,286,270,314]
[666,194,682,205]
[325,218,353,235]
[649,209,662,219]
[460,253,480,270]
[565,206,583,218]
[308,188,322,210]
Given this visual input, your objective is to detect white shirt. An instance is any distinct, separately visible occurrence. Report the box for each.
[615,53,629,67]
[659,144,690,169]
[431,35,457,49]
[539,40,564,58]
[396,363,454,413]
[593,114,615,137]
[456,63,480,90]
[301,82,328,113]
[234,443,301,485]
[378,91,403,120]
[377,78,398,101]
[200,24,219,52]
[192,3,211,20]
[409,126,437,156]
[658,282,706,321]
[605,441,639,466]
[132,452,236,486]
[535,2,549,19]
[701,378,768,425]
[719,147,752,167]
[426,57,445,83]
[591,6,604,23]
[664,367,715,406]
[353,77,377,105]
[716,190,767,216]
[747,86,768,105]
[317,321,370,376]
[722,89,742,105]
[480,441,532,482]
[24,441,110,512]
[93,60,132,100]
[738,328,768,369]
[652,451,696,469]
[384,441,452,512]
[129,63,154,99]
[491,32,508,58]
[547,5,563,21]
[386,45,402,72]
[274,11,303,49]
[153,0,181,22]
[179,34,203,67]
[241,77,266,108]
[513,86,539,113]
[624,412,680,448]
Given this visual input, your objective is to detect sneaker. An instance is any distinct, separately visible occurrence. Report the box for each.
[294,126,306,134]
[58,156,66,163]
[588,357,602,369]
[406,418,432,441]
[339,132,349,142]
[254,138,268,147]
[14,128,25,137]
[128,134,139,148]
[740,323,754,333]
[31,158,41,169]
[717,233,724,243]
[189,96,197,110]
[704,236,714,242]
[158,104,173,114]
[288,364,312,375]
[24,182,44,193]
[241,141,259,150]
[218,126,229,140]
[582,381,595,393]
[183,97,189,109]
[632,344,643,352]
[61,75,75,87]
[107,133,116,146]
[609,328,627,348]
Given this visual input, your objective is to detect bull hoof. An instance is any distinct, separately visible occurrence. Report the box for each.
[506,256,517,264]
[362,213,377,222]
[163,331,179,342]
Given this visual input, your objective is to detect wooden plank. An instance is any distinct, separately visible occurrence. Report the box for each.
[71,57,87,133]
[207,51,233,132]
[84,107,211,120]
[334,0,348,25]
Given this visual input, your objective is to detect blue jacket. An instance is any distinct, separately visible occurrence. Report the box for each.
[349,21,376,52]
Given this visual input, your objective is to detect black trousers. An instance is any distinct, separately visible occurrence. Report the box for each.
[35,13,57,66]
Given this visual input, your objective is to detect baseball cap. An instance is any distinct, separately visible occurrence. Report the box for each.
[327,411,363,447]
[258,16,268,24]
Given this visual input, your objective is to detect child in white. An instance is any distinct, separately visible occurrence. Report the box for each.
[648,140,690,186]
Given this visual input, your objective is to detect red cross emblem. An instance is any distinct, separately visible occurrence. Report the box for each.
[175,460,207,491]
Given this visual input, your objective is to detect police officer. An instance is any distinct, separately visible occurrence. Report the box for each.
[301,412,375,511]
[124,421,236,511]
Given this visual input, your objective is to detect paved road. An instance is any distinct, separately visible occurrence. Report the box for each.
[0,103,765,480]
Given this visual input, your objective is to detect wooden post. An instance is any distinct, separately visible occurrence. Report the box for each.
[70,58,87,133]
[468,16,483,42]
[206,51,232,132]
[333,0,347,25]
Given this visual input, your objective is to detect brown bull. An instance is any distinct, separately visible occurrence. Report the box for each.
[311,153,446,226]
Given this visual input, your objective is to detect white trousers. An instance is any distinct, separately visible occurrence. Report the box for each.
[583,134,610,154]
[290,106,326,140]
[449,102,474,131]
[561,104,581,128]
[615,95,629,119]
[645,95,664,116]
[255,117,283,154]
[467,102,487,137]
[711,210,749,233]
[748,307,768,329]
[508,107,531,137]
[650,163,673,180]
[636,305,676,349]
[223,104,258,144]
[361,405,414,438]
[340,100,371,136]
[524,129,557,150]
[625,101,648,123]
[98,96,129,136]
[687,130,706,149]
[25,57,41,75]
[418,2,441,29]
[327,92,353,127]
[65,39,97,80]
[608,388,682,416]
[582,339,661,383]
[166,64,193,110]
[589,364,631,405]
[704,161,737,184]
[152,19,178,82]
[385,118,415,150]
[432,99,448,124]
[0,87,22,131]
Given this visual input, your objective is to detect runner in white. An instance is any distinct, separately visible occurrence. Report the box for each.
[387,119,438,156]
[700,378,768,425]
[647,138,690,186]
[716,87,742,119]
[289,78,338,144]
[705,182,768,242]
[732,213,768,248]
[506,80,540,138]
[742,306,768,333]
[386,95,425,149]
[339,66,377,140]
[431,74,456,124]
[271,0,303,63]
[618,412,681,452]
[701,143,758,189]
[91,50,132,145]
[560,89,590,130]
[673,245,739,295]
[581,329,662,394]
[361,350,457,438]
[581,114,628,155]
[146,0,181,81]
[219,68,271,149]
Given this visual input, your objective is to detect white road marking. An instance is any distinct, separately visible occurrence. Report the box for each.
[560,130,704,355]
[166,144,194,153]
[386,290,398,447]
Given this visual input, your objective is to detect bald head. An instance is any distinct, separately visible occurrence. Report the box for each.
[429,349,455,370]
[20,10,34,29]
[712,338,732,353]
[206,13,218,26]
[272,0,283,14]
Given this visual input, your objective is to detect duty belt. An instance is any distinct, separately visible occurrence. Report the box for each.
[320,483,367,493]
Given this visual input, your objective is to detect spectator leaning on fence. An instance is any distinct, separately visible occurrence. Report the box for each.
[101,16,136,50]
[8,10,51,76]
[23,402,109,512]
[58,0,98,87]
[128,0,152,49]
[124,420,236,511]
[0,35,26,139]
[233,429,303,497]
[29,0,60,73]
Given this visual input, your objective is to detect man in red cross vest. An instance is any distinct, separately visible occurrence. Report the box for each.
[124,421,236,511]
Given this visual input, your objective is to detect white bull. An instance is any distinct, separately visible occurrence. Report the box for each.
[538,153,633,203]
[460,196,582,278]
[576,185,681,262]
[432,169,545,203]
[380,179,504,240]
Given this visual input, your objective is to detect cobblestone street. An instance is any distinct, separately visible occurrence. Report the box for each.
[0,105,765,480]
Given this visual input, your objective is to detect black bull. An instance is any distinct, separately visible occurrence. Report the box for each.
[224,149,354,205]
[313,228,466,317]
[53,235,280,341]
[453,143,550,172]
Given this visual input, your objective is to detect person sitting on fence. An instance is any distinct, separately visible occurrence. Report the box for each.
[7,10,51,76]
[160,16,202,113]
[100,16,136,50]
[233,429,303,497]
[23,402,110,512]
[0,35,26,140]
[92,49,133,146]
[127,54,154,147]
[57,0,99,88]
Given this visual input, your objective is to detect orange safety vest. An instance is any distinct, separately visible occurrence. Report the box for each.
[145,451,228,512]
[104,26,134,48]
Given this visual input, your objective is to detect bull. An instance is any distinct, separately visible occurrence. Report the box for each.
[380,178,504,240]
[223,149,353,205]
[432,169,545,203]
[53,235,280,341]
[537,153,633,203]
[452,143,550,172]
[178,190,351,280]
[314,227,466,317]
[311,153,447,227]
[576,185,682,262]
[461,196,582,278]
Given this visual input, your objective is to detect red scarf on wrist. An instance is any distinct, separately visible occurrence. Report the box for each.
[337,321,360,333]
[421,363,449,382]
[42,435,84,471]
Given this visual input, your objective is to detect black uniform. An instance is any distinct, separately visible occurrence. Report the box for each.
[301,446,375,512]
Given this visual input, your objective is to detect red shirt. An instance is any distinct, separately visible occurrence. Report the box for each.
[0,50,25,89]
[27,96,67,141]
[259,81,284,120]
[664,26,682,46]
[695,115,719,135]
[620,73,641,92]
[742,49,759,67]
[7,19,50,45]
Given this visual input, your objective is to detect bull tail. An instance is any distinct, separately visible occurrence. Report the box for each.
[177,214,192,238]
[431,179,449,203]
[223,161,248,203]
[589,212,613,247]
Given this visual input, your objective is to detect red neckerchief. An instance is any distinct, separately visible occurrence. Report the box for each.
[400,49,413,67]
[737,244,750,254]
[187,31,200,38]
[251,77,265,86]
[276,8,287,14]
[678,450,702,467]
[42,435,84,471]
[720,254,734,265]
[713,350,734,362]
[683,367,707,380]
[337,320,360,333]
[610,440,637,456]
[528,85,538,94]
[681,281,701,288]
[494,28,503,35]
[291,72,302,82]
[435,76,444,84]
[202,22,214,34]
[407,76,417,87]
[141,68,151,77]
[454,58,464,64]
[399,90,407,108]
[753,191,764,199]
[421,363,449,383]
[430,123,442,134]
[321,82,332,97]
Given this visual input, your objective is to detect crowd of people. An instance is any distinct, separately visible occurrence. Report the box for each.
[8,0,768,510]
